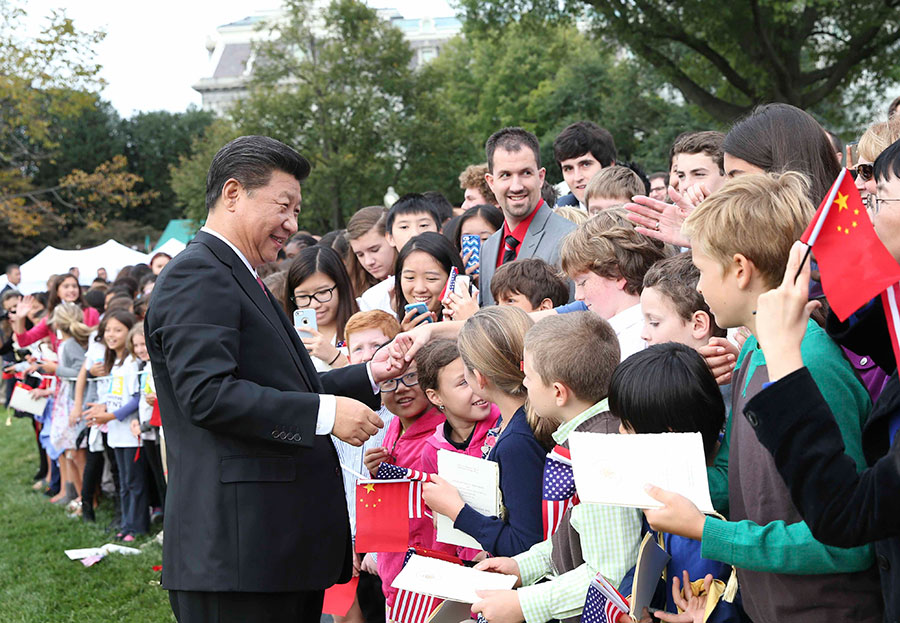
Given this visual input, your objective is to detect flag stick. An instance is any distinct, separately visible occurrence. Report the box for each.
[793,244,812,283]
[793,167,848,283]
[340,462,368,481]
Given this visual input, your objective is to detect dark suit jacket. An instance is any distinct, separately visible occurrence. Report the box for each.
[145,231,381,593]
[479,202,577,306]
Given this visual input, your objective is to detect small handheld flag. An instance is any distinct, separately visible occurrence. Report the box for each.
[542,445,579,540]
[800,168,900,320]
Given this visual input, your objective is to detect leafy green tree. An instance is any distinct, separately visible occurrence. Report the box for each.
[120,107,215,228]
[457,0,900,125]
[423,22,711,182]
[170,118,241,226]
[234,0,419,231]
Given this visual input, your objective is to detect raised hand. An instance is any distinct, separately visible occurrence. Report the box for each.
[625,186,695,248]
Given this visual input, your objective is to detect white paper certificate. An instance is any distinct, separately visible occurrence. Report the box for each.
[391,555,517,603]
[435,450,500,549]
[568,431,715,513]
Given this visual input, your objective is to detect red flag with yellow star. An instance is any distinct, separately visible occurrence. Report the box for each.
[355,479,411,552]
[801,169,900,320]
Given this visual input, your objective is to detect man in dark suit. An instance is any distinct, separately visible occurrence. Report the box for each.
[479,127,577,306]
[145,136,408,622]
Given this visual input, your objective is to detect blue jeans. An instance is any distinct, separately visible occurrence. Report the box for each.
[113,446,149,535]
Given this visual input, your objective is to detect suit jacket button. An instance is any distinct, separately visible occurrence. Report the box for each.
[745,410,759,427]
[877,554,890,571]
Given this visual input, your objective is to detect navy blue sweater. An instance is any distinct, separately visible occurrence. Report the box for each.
[453,406,546,557]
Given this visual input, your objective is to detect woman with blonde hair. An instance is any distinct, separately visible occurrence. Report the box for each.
[48,302,92,511]
[422,305,549,557]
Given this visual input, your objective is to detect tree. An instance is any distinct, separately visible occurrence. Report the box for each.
[233,0,419,231]
[422,22,711,179]
[170,118,241,225]
[120,107,215,228]
[457,0,900,125]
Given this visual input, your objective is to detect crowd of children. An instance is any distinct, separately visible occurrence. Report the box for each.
[9,102,900,623]
[6,256,170,540]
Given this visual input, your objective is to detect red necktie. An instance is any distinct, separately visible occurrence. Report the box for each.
[256,276,269,300]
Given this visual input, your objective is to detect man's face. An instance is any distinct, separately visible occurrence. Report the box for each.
[486,147,546,225]
[69,267,79,279]
[640,286,703,349]
[676,152,726,194]
[387,211,438,252]
[97,268,107,281]
[559,153,603,204]
[874,174,900,263]
[461,187,491,211]
[227,170,301,267]
[7,268,19,285]
[649,178,668,202]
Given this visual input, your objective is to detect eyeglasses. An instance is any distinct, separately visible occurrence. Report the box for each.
[865,195,900,214]
[293,285,337,308]
[379,371,419,393]
[855,163,874,182]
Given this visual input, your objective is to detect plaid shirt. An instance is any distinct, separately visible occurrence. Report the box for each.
[513,400,642,623]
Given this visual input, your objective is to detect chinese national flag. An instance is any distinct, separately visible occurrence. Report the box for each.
[355,480,410,553]
[800,170,900,321]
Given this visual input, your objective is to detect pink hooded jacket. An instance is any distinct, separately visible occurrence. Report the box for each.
[420,405,501,562]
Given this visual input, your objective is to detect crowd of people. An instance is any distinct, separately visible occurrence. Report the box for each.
[4,252,171,540]
[7,95,900,623]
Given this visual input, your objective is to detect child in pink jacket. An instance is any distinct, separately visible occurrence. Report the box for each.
[363,360,444,607]
[416,339,501,561]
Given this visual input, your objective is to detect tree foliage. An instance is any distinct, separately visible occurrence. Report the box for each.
[233,0,421,231]
[457,0,900,126]
[171,118,241,225]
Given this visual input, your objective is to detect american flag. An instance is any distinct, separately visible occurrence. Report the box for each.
[582,573,629,623]
[542,445,579,539]
[375,463,433,519]
[389,549,442,623]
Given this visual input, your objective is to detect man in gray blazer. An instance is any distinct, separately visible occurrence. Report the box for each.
[479,127,577,307]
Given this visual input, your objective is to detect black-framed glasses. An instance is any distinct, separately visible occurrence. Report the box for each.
[379,371,419,393]
[866,195,900,214]
[293,285,337,308]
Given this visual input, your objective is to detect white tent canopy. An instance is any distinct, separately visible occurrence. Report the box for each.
[148,238,187,259]
[2,240,161,295]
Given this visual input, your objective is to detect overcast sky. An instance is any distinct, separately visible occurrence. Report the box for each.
[23,0,454,117]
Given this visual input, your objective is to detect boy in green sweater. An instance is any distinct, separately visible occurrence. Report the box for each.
[644,172,883,623]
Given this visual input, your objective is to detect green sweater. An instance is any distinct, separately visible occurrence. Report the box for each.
[700,321,880,622]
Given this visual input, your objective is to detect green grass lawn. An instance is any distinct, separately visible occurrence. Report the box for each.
[0,410,174,622]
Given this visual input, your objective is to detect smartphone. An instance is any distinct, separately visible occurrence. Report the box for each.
[293,308,318,332]
[403,302,433,323]
[461,234,481,275]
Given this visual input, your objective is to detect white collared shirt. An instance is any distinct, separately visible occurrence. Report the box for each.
[608,303,647,362]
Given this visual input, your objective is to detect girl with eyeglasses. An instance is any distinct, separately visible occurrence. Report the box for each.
[362,356,445,609]
[283,245,359,371]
